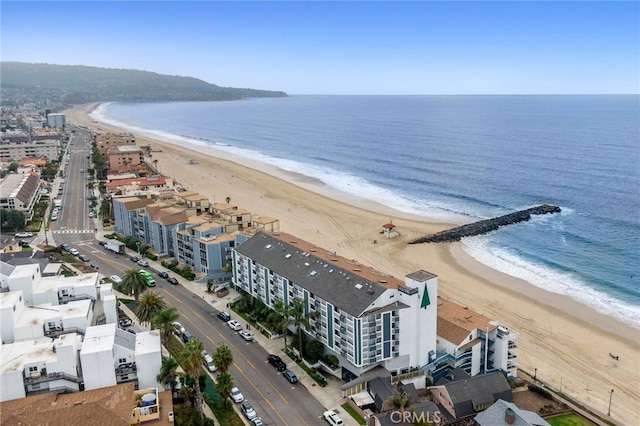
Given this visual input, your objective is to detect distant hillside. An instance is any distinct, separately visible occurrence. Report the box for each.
[0,62,287,104]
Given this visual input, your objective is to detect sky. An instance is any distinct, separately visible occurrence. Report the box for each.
[1,1,639,95]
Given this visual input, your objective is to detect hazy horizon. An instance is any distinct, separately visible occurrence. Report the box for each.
[2,2,638,95]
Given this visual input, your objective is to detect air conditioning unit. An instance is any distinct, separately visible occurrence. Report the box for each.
[168,411,174,423]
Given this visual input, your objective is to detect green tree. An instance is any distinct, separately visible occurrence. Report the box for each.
[157,356,179,393]
[180,340,205,419]
[1,209,26,232]
[153,307,179,348]
[7,162,18,172]
[305,339,324,363]
[291,298,317,359]
[390,391,411,412]
[215,372,234,407]
[271,299,292,348]
[120,268,148,303]
[135,291,166,327]
[212,344,233,374]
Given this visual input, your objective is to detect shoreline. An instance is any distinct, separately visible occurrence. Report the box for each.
[66,102,640,424]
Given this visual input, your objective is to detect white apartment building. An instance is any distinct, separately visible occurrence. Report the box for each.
[0,173,43,221]
[232,231,439,378]
[0,139,61,162]
[0,262,163,402]
[46,113,65,129]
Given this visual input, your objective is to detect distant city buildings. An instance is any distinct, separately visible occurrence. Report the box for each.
[46,113,66,129]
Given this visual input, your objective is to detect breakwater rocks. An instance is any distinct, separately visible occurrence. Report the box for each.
[409,204,562,244]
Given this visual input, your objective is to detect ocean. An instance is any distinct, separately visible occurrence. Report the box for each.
[91,95,640,328]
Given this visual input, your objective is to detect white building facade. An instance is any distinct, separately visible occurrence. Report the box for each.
[231,231,438,378]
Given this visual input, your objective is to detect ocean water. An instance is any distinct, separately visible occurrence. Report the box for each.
[92,95,640,328]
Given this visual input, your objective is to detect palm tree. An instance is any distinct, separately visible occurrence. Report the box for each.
[120,268,148,304]
[389,391,411,413]
[152,159,159,172]
[180,339,205,419]
[135,291,166,327]
[157,356,179,393]
[215,372,234,407]
[271,299,292,348]
[212,344,233,373]
[291,298,317,359]
[153,307,179,348]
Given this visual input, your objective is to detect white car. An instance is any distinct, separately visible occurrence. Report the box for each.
[110,275,122,284]
[173,322,186,334]
[15,232,33,238]
[137,259,149,267]
[323,410,344,426]
[227,320,242,331]
[69,248,79,256]
[239,330,253,341]
[230,387,244,403]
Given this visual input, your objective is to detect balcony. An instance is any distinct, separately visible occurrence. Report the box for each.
[24,370,82,385]
[115,362,138,383]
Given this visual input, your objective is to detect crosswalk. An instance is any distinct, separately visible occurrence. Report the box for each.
[53,230,94,234]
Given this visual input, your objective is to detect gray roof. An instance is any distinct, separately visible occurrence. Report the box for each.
[443,372,513,418]
[370,401,441,426]
[368,376,395,411]
[235,232,396,317]
[475,399,550,426]
[397,382,419,404]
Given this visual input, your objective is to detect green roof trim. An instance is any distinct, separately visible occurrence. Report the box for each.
[421,286,431,309]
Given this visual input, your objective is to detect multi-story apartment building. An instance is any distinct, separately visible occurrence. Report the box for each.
[46,113,65,129]
[0,172,43,221]
[231,231,439,378]
[0,139,60,162]
[429,297,518,379]
[95,132,136,158]
[0,262,162,402]
[107,145,145,174]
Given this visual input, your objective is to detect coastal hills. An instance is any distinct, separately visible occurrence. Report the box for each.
[0,62,287,106]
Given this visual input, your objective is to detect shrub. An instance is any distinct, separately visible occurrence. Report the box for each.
[529,383,553,400]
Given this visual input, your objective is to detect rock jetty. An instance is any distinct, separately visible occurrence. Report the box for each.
[408,204,561,244]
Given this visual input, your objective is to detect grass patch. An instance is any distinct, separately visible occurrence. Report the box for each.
[546,413,597,426]
[341,403,366,425]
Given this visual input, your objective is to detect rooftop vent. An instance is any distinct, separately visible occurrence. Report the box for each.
[329,269,334,273]
[355,283,363,289]
[366,289,375,295]
[265,244,272,249]
[354,268,361,272]
[285,254,292,259]
[304,262,310,267]
[310,271,318,276]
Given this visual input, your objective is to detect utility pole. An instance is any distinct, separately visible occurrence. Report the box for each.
[608,389,614,416]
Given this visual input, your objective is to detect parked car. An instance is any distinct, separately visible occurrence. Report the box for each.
[137,259,149,267]
[167,277,179,285]
[78,254,90,262]
[217,311,230,322]
[203,354,217,372]
[59,244,70,252]
[230,387,244,403]
[267,355,287,372]
[15,232,33,238]
[282,370,298,384]
[172,322,185,335]
[129,255,140,262]
[181,330,194,343]
[241,401,257,420]
[110,275,122,284]
[323,410,344,426]
[251,418,265,426]
[158,271,169,279]
[227,320,242,331]
[239,330,253,341]
[69,248,79,256]
[119,318,132,327]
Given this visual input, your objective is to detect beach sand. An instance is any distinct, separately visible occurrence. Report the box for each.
[66,103,639,424]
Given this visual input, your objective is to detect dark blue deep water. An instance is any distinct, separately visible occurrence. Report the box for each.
[94,95,640,327]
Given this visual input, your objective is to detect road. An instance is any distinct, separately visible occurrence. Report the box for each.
[48,126,329,425]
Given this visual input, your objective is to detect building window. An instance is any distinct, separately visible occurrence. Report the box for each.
[119,358,127,364]
[29,366,38,372]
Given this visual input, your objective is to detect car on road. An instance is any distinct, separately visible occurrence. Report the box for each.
[323,410,344,426]
[239,330,253,341]
[15,232,33,238]
[230,387,244,403]
[181,330,195,343]
[167,277,179,285]
[251,418,265,426]
[158,271,169,279]
[69,248,79,256]
[98,241,107,246]
[78,254,90,262]
[172,322,185,335]
[137,259,149,267]
[203,354,217,372]
[267,355,287,372]
[217,311,230,322]
[110,275,122,284]
[241,401,257,420]
[60,244,70,252]
[227,320,242,331]
[129,255,140,262]
[282,370,298,384]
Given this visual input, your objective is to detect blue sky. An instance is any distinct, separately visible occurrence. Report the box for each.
[2,1,638,95]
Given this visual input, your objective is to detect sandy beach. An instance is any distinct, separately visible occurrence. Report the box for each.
[66,103,639,424]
